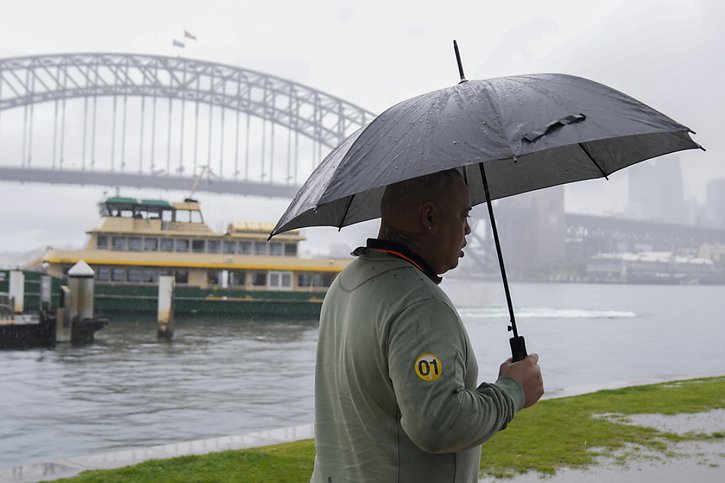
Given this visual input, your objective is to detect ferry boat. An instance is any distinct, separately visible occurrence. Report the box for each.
[41,197,349,317]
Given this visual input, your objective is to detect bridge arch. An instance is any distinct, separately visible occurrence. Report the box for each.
[0,53,374,149]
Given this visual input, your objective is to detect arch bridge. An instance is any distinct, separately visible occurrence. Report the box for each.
[0,53,375,196]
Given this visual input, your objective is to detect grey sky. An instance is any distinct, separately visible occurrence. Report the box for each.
[0,0,722,254]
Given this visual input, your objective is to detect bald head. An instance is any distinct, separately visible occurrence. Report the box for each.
[378,169,472,275]
[380,169,464,233]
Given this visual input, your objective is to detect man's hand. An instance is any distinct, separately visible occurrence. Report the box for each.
[499,354,544,409]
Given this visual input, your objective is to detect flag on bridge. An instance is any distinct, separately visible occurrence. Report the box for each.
[184,30,197,40]
[172,39,186,48]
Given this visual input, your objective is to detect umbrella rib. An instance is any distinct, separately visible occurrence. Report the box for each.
[337,194,355,231]
[578,143,609,180]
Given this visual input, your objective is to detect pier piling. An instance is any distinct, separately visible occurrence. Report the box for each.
[157,275,175,340]
[68,261,95,320]
[56,286,72,343]
[9,271,24,314]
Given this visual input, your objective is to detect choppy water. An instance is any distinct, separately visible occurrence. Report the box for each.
[1,280,724,468]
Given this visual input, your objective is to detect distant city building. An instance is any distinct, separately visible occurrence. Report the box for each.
[625,156,688,225]
[497,186,565,275]
[699,243,725,265]
[705,178,725,229]
[586,251,722,284]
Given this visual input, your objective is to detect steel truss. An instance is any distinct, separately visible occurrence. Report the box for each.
[0,53,373,149]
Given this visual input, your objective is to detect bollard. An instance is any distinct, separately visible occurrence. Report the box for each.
[9,271,24,314]
[56,286,72,343]
[157,275,175,340]
[68,261,95,320]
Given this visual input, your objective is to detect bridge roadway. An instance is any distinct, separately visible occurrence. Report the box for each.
[566,212,725,248]
[0,166,299,198]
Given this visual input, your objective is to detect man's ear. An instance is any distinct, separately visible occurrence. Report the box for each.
[419,201,437,232]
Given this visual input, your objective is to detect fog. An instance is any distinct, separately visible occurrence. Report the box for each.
[0,0,722,255]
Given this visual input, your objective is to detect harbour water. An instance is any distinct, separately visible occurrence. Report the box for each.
[1,279,724,469]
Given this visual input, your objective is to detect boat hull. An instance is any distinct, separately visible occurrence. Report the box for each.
[93,284,325,317]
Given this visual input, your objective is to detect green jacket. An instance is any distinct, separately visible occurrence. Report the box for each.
[312,249,524,483]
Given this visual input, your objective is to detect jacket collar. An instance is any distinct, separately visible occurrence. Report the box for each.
[352,238,443,285]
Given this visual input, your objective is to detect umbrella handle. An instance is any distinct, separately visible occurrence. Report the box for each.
[510,336,528,362]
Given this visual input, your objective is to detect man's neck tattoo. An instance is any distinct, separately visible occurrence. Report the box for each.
[378,224,420,247]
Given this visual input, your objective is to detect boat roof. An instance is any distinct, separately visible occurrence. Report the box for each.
[101,197,174,209]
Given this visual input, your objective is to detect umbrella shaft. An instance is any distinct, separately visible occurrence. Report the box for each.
[477,162,519,338]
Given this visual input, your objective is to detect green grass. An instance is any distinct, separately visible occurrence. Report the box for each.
[480,376,725,478]
[52,376,725,482]
[52,441,315,483]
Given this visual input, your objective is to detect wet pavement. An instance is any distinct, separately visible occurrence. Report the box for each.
[480,409,725,483]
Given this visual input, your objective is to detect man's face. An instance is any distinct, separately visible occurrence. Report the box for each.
[429,176,472,274]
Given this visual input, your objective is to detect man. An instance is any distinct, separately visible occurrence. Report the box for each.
[312,169,544,482]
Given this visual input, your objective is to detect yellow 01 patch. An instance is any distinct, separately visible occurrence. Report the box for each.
[414,354,442,382]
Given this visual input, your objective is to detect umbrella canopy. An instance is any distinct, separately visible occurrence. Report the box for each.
[270,73,701,237]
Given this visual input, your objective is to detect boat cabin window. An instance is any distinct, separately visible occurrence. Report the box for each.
[96,235,108,249]
[143,269,158,283]
[143,206,169,220]
[239,241,252,255]
[112,268,126,282]
[268,271,292,290]
[112,236,127,251]
[207,240,221,254]
[208,271,219,285]
[97,267,111,281]
[192,239,206,253]
[254,242,267,256]
[144,238,158,251]
[298,272,336,288]
[298,273,314,287]
[284,243,297,256]
[223,241,236,254]
[175,209,203,223]
[162,210,173,222]
[176,239,190,252]
[230,270,246,286]
[128,268,143,282]
[128,237,143,252]
[251,272,267,286]
[269,242,283,256]
[160,238,174,252]
[174,270,189,284]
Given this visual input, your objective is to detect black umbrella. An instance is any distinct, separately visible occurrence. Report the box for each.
[270,42,703,360]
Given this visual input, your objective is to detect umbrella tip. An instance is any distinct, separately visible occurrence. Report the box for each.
[453,40,468,84]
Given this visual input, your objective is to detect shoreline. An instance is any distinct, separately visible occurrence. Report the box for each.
[2,373,724,483]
